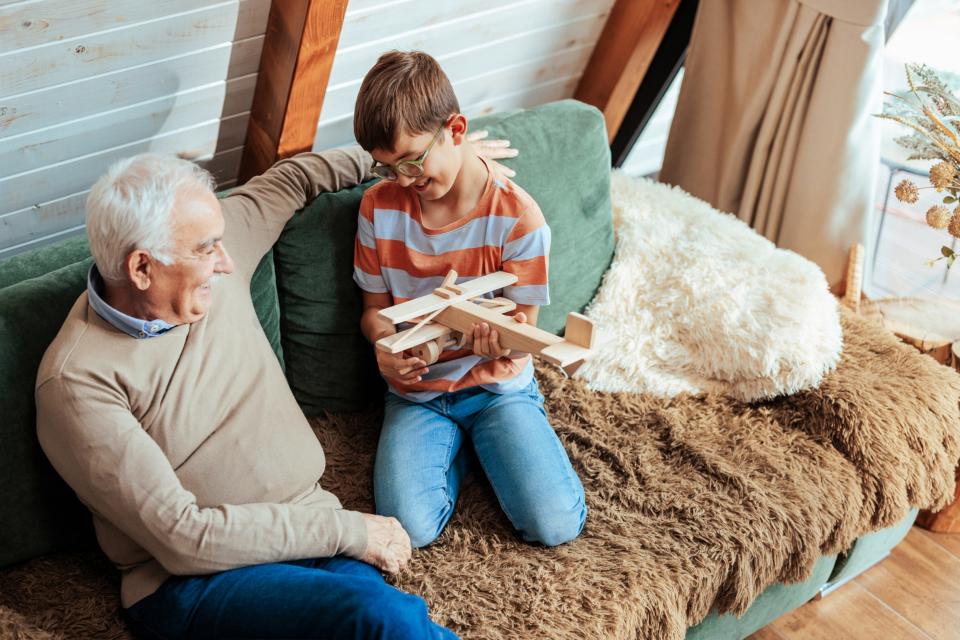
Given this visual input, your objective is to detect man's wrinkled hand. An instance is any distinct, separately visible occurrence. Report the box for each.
[468,130,519,178]
[359,514,412,574]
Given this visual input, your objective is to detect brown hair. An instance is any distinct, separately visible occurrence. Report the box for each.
[353,50,460,152]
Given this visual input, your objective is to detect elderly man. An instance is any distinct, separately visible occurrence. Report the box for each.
[34,144,498,639]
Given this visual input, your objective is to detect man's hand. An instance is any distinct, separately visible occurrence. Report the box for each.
[469,312,527,359]
[375,348,429,383]
[359,513,412,574]
[468,130,519,178]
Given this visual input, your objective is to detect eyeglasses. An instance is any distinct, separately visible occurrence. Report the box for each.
[370,122,446,181]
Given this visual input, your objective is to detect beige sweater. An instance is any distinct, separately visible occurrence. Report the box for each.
[36,148,373,608]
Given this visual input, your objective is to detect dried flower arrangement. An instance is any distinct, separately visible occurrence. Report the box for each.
[879,63,960,266]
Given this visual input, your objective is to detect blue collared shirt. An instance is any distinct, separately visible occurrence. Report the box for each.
[87,265,176,339]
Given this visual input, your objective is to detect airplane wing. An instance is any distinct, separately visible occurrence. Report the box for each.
[378,271,518,324]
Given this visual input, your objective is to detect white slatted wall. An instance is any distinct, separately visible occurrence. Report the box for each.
[0,0,270,258]
[314,0,616,150]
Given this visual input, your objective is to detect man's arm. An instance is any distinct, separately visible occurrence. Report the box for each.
[220,146,375,276]
[36,375,369,575]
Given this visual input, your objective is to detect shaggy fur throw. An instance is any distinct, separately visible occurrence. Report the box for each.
[1,311,958,640]
[577,172,843,401]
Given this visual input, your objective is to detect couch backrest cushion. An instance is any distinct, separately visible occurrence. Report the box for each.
[274,99,614,414]
[273,182,386,416]
[0,242,283,568]
[0,236,92,289]
[0,260,98,567]
[0,239,284,366]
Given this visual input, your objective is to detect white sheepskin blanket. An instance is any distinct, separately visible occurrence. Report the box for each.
[574,172,843,401]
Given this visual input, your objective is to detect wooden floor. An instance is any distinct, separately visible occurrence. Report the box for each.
[747,527,960,640]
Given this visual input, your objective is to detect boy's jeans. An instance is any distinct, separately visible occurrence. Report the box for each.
[125,556,458,640]
[375,378,587,548]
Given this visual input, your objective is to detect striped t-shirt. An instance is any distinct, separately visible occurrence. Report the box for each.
[353,161,551,403]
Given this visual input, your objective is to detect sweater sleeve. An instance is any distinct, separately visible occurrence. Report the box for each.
[220,145,375,277]
[35,374,368,576]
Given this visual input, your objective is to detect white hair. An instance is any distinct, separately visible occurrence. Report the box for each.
[85,153,216,282]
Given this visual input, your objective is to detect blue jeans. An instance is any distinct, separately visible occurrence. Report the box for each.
[374,378,587,548]
[125,556,458,640]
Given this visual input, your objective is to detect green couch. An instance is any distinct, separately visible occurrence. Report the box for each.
[0,99,918,639]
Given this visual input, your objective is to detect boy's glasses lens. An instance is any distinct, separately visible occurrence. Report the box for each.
[372,165,397,180]
[397,163,424,178]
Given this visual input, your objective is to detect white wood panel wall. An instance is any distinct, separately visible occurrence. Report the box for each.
[313,0,615,151]
[0,0,270,259]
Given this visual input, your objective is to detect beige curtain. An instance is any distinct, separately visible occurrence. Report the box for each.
[659,0,887,284]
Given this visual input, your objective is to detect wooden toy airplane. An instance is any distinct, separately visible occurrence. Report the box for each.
[376,269,595,376]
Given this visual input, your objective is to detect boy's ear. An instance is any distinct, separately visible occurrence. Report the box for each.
[449,114,468,145]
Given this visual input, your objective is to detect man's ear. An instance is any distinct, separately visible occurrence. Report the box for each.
[126,250,153,291]
[449,114,468,145]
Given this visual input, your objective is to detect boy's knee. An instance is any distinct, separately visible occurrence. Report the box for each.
[375,500,447,549]
[523,504,587,547]
[405,520,443,549]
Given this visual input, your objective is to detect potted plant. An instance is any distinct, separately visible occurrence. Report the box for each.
[879,63,960,266]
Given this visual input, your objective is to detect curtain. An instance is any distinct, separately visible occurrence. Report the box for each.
[659,0,887,284]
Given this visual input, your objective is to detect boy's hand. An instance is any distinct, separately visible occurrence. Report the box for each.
[470,312,527,359]
[468,130,519,178]
[375,348,429,383]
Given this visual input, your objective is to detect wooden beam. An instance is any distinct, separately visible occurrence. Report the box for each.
[238,0,348,182]
[610,0,698,166]
[574,0,682,143]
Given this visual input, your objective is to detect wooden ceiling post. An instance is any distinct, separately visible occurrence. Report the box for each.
[575,0,682,143]
[238,0,348,183]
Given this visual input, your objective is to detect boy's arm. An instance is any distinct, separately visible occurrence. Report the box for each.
[354,195,429,383]
[361,292,430,383]
[471,202,551,359]
[360,291,397,344]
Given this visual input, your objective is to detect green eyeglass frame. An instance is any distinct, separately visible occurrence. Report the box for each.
[370,122,446,181]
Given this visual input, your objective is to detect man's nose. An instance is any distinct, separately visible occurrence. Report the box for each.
[217,244,235,274]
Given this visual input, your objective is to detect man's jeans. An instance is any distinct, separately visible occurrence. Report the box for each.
[125,556,458,640]
[375,378,587,548]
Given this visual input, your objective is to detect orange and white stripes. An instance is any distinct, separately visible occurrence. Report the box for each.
[353,166,550,402]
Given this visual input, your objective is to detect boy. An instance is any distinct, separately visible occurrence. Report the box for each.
[352,51,586,548]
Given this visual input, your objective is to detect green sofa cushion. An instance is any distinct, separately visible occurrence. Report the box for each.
[827,507,918,587]
[0,260,99,567]
[472,100,614,334]
[274,181,386,416]
[0,239,284,366]
[0,236,91,290]
[273,99,615,414]
[0,240,283,568]
[685,554,837,639]
[249,251,285,370]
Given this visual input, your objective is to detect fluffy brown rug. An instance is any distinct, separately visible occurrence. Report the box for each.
[2,309,958,639]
